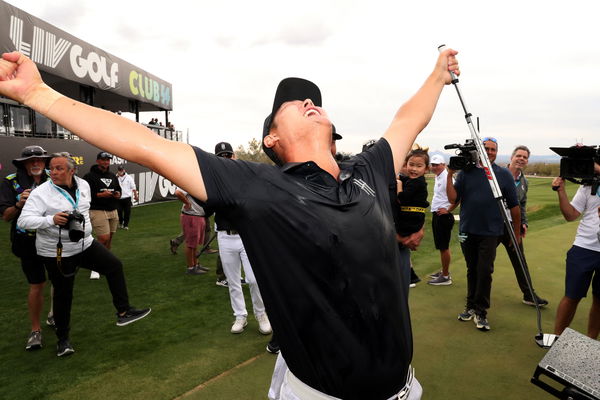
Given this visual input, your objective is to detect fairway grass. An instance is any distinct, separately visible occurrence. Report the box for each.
[0,178,594,400]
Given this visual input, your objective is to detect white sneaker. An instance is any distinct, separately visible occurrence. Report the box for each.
[90,271,100,280]
[231,316,247,334]
[256,313,272,335]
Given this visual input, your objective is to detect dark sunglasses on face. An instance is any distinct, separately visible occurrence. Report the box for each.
[219,153,233,159]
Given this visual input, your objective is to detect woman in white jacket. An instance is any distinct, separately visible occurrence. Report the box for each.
[18,152,150,357]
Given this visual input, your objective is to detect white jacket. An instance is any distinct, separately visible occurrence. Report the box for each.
[18,176,94,257]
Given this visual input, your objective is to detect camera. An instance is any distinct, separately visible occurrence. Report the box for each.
[444,139,479,170]
[550,145,600,190]
[65,210,85,242]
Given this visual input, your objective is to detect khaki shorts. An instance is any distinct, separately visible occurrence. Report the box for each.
[90,209,119,236]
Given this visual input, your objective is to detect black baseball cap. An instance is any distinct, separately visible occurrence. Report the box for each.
[262,78,322,166]
[12,145,50,168]
[332,124,342,141]
[215,142,234,156]
[97,151,112,160]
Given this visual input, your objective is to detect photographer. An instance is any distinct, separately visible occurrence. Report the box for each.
[0,146,53,351]
[552,155,600,339]
[17,152,150,357]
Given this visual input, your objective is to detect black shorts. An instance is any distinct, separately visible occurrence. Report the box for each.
[21,254,47,285]
[432,212,455,250]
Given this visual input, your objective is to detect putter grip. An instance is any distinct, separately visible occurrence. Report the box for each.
[552,186,560,191]
[438,44,458,81]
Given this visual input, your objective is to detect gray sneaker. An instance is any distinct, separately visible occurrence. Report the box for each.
[474,314,491,331]
[46,314,55,328]
[458,308,475,321]
[428,274,452,286]
[429,271,442,279]
[25,330,42,351]
[186,266,207,275]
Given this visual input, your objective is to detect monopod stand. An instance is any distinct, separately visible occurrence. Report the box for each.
[438,45,558,349]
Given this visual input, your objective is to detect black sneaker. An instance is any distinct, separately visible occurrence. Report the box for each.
[523,295,549,307]
[196,264,210,272]
[57,339,75,357]
[169,239,178,255]
[215,279,228,287]
[266,340,280,354]
[116,307,151,326]
[474,314,491,331]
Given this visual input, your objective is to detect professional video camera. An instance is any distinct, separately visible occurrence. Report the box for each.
[444,139,479,170]
[550,145,600,192]
[65,210,85,242]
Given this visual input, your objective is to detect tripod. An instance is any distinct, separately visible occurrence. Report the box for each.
[439,45,557,348]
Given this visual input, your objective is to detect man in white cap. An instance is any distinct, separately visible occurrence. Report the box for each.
[427,154,456,285]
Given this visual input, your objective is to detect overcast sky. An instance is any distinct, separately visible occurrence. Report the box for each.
[7,0,600,157]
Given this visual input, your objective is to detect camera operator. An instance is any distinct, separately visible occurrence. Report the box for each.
[17,152,151,357]
[0,146,54,351]
[446,137,520,332]
[552,156,600,339]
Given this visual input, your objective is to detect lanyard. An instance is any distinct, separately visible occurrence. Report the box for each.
[50,181,80,210]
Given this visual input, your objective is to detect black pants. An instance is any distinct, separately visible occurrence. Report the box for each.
[497,228,534,297]
[460,234,498,317]
[117,197,132,227]
[40,240,130,341]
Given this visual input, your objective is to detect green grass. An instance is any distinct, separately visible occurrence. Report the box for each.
[0,177,594,400]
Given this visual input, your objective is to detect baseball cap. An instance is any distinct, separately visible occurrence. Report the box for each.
[12,145,50,168]
[97,151,112,160]
[262,78,322,166]
[430,154,446,164]
[215,142,234,156]
[332,124,342,141]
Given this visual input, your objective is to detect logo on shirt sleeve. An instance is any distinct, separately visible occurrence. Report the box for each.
[352,178,376,197]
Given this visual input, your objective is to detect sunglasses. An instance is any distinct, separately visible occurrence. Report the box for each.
[218,153,233,159]
[23,147,46,157]
[482,137,497,143]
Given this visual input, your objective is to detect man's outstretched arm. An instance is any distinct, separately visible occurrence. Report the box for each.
[383,48,459,173]
[0,52,207,202]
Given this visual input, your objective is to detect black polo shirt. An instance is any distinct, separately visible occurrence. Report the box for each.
[194,138,412,400]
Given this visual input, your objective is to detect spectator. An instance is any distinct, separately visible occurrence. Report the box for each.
[447,137,520,331]
[552,155,600,339]
[395,148,429,287]
[83,152,121,279]
[213,142,271,335]
[175,188,209,275]
[0,146,54,350]
[428,154,456,286]
[17,152,150,356]
[498,146,548,306]
[116,166,138,230]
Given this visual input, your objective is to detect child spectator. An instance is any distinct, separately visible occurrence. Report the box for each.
[396,148,430,287]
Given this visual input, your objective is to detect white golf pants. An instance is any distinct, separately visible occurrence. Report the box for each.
[217,231,266,318]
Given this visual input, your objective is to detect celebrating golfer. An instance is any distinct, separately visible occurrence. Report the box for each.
[0,49,459,400]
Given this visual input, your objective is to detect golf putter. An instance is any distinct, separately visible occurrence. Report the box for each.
[438,45,558,349]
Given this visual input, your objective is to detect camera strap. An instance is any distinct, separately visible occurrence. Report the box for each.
[53,180,82,278]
